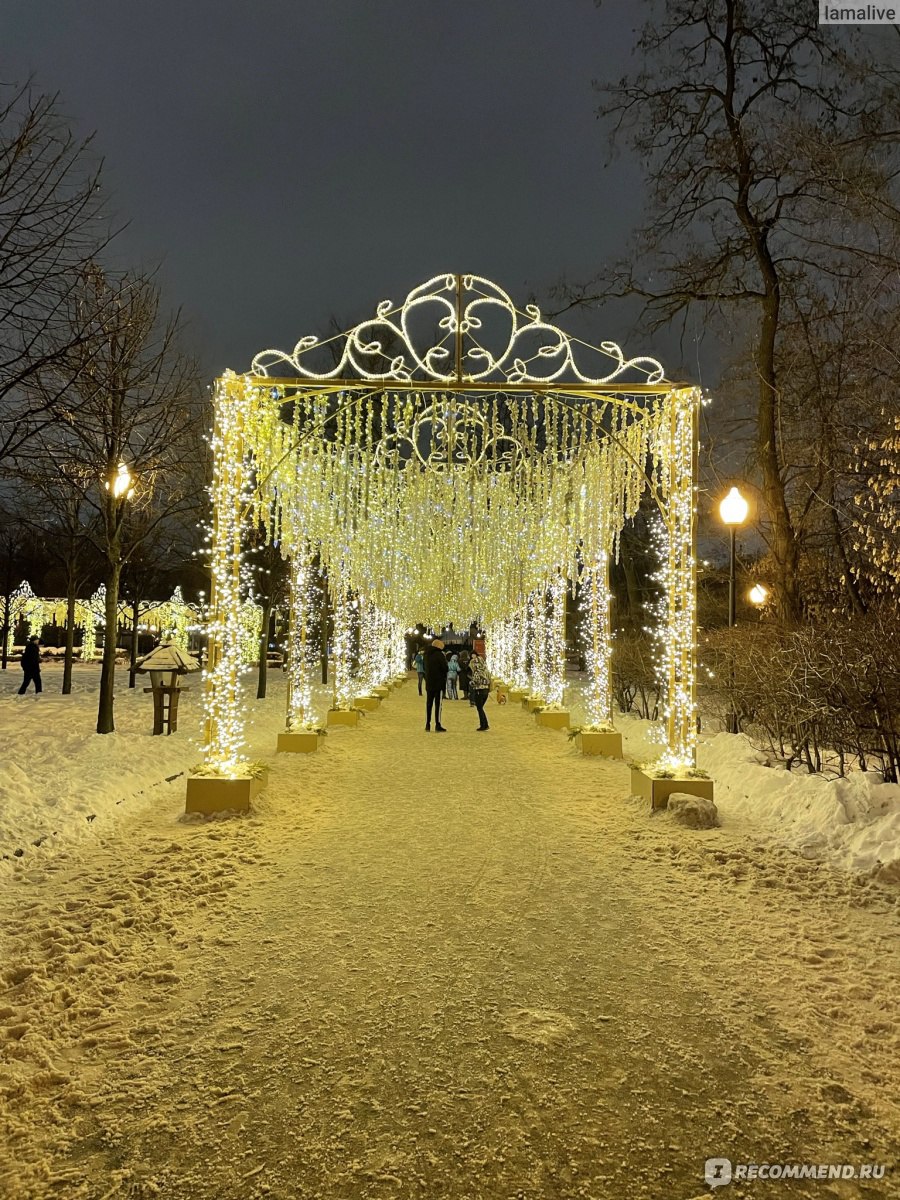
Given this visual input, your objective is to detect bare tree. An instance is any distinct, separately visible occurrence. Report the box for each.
[0,81,115,466]
[28,265,207,732]
[566,0,900,622]
[15,464,102,692]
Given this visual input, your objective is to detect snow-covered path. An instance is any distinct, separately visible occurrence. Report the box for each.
[2,679,898,1199]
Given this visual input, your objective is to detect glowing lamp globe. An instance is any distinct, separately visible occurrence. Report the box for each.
[106,462,135,500]
[749,584,769,606]
[719,486,748,527]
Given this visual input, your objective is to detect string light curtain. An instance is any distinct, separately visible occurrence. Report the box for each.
[200,277,701,774]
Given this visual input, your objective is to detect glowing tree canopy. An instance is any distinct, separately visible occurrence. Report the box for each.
[201,274,701,774]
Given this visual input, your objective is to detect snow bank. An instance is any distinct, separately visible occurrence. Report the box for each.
[0,664,201,871]
[593,698,900,878]
[699,731,900,878]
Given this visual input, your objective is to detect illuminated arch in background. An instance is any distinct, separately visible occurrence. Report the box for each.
[202,274,701,773]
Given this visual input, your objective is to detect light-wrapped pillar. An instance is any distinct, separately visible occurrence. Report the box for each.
[663,387,701,767]
[286,542,318,730]
[203,372,255,771]
[583,553,613,728]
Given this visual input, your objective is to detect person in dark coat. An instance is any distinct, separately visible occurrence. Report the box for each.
[423,638,448,732]
[468,650,491,731]
[19,635,43,694]
[457,649,472,699]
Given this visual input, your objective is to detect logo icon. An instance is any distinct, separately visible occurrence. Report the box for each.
[705,1158,733,1188]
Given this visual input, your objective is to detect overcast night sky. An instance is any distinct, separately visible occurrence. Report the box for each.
[2,0,676,382]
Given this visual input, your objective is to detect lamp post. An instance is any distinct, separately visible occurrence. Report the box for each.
[719,486,748,734]
[719,486,749,627]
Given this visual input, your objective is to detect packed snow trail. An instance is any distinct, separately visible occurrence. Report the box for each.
[1,678,898,1199]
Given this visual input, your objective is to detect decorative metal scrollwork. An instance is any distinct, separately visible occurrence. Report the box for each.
[373,396,525,472]
[251,273,666,386]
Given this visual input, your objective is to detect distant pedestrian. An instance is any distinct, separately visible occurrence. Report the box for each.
[413,648,425,695]
[19,635,42,695]
[446,653,460,700]
[458,650,471,699]
[423,639,448,732]
[468,649,491,731]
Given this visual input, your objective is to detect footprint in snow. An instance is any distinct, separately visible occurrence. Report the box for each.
[501,1007,576,1045]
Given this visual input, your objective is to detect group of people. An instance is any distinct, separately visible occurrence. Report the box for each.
[413,637,492,733]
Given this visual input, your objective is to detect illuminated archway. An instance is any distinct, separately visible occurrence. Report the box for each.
[202,274,701,773]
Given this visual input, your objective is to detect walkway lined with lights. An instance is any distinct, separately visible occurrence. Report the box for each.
[3,677,897,1199]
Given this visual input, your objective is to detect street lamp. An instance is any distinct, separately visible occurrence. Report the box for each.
[749,583,769,607]
[719,486,748,735]
[719,486,749,627]
[106,462,135,501]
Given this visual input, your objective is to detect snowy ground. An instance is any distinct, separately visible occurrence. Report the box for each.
[1,670,899,1198]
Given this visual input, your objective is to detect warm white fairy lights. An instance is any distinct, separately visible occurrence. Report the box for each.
[286,543,318,730]
[203,372,257,772]
[545,573,568,707]
[200,286,702,776]
[656,387,701,769]
[330,566,355,711]
[159,586,192,649]
[582,554,614,729]
[6,581,44,654]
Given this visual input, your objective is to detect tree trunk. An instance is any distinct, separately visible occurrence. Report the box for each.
[256,598,273,699]
[0,592,8,670]
[97,556,121,734]
[62,570,76,694]
[755,281,803,626]
[129,598,140,687]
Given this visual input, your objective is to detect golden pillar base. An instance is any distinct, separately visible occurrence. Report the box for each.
[535,709,570,730]
[277,731,320,753]
[185,769,268,815]
[578,730,623,758]
[327,708,360,727]
[630,768,714,811]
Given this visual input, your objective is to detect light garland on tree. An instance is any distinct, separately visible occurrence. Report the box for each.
[7,581,44,655]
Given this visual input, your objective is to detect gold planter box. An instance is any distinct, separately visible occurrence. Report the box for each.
[508,689,526,703]
[353,695,380,711]
[327,708,360,727]
[185,769,268,816]
[630,767,715,811]
[522,697,542,713]
[578,730,623,758]
[277,731,320,754]
[535,709,570,730]
[372,686,390,698]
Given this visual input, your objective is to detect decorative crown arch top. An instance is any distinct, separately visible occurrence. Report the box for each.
[250,273,668,388]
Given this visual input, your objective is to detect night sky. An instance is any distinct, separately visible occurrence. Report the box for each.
[3,0,672,381]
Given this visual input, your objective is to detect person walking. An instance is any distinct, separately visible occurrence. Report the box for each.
[458,649,471,700]
[413,648,425,695]
[423,638,448,732]
[468,649,491,731]
[446,653,460,700]
[18,635,43,695]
